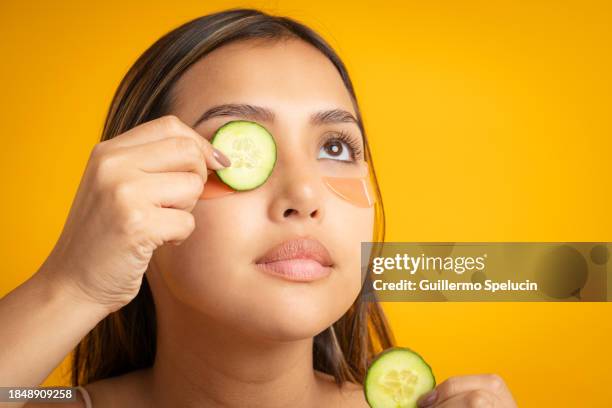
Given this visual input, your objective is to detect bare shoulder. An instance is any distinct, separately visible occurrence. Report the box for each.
[315,370,370,408]
[79,369,150,408]
[24,369,151,408]
[337,383,370,408]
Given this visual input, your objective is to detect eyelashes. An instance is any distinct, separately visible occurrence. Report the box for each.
[319,129,364,163]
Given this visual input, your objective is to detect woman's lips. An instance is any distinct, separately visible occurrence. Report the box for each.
[254,237,334,282]
[255,259,332,282]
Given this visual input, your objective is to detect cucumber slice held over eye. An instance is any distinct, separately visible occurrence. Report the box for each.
[364,347,436,408]
[211,120,277,191]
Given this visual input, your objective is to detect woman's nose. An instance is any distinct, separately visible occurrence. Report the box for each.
[267,157,325,223]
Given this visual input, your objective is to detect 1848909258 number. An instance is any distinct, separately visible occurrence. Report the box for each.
[0,387,76,402]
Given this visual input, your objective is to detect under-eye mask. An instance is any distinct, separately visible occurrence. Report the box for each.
[199,120,375,208]
[321,175,375,208]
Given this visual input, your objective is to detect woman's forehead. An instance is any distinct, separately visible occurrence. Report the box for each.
[170,38,356,121]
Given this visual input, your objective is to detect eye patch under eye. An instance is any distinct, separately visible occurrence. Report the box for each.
[200,171,235,199]
[200,170,376,208]
[322,176,375,208]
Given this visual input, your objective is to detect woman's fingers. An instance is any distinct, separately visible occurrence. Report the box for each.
[109,115,229,171]
[417,374,516,408]
[137,171,204,210]
[113,136,209,185]
[431,389,500,408]
[111,115,202,148]
[150,207,196,246]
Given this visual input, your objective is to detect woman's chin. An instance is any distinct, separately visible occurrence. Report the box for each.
[247,317,332,343]
[224,300,339,342]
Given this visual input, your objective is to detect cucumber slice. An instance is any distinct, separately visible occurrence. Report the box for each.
[365,347,436,408]
[211,120,277,191]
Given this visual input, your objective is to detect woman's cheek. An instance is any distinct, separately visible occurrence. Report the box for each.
[153,198,261,305]
[325,204,376,309]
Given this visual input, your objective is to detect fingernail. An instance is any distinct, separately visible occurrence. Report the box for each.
[212,147,231,168]
[417,389,438,408]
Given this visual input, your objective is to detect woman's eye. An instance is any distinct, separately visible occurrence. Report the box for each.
[318,139,352,162]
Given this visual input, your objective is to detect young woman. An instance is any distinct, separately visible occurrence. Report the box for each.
[0,8,517,408]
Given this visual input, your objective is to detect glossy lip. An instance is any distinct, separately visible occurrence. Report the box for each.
[254,237,334,282]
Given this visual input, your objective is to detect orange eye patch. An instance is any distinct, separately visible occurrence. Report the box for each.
[199,171,235,199]
[199,170,375,208]
[322,176,375,208]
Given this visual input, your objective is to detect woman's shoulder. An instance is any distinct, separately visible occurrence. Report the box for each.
[79,369,150,408]
[337,383,370,408]
[315,370,370,408]
[23,369,149,408]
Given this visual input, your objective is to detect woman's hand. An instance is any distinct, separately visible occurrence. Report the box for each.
[38,115,230,314]
[416,374,518,407]
[0,115,231,390]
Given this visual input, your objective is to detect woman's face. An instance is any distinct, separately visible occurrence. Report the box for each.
[150,38,375,341]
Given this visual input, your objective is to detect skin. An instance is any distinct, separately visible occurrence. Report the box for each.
[0,37,518,408]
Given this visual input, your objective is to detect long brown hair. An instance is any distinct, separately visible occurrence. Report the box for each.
[72,7,394,387]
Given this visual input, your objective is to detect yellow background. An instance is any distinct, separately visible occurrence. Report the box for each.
[1,1,610,406]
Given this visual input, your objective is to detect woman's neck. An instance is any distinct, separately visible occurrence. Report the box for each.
[146,292,326,408]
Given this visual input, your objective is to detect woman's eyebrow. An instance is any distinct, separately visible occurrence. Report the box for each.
[191,103,358,128]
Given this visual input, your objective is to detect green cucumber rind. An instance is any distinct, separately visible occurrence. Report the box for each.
[364,346,436,408]
[211,120,277,191]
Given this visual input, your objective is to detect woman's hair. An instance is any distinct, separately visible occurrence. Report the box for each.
[72,7,394,387]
